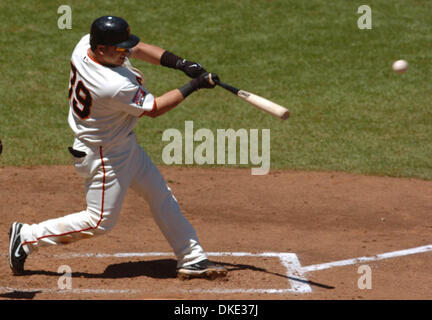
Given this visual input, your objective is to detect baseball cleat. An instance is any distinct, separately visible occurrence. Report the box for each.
[177,259,228,280]
[9,222,28,275]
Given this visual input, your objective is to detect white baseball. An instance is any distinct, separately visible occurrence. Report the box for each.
[392,59,408,74]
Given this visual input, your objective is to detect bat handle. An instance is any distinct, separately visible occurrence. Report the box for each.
[217,81,239,95]
[209,74,239,95]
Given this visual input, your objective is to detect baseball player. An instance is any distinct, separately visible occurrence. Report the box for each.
[9,16,227,280]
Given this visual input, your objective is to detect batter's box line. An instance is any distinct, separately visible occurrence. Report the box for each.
[21,244,432,295]
[299,243,432,273]
[52,251,313,294]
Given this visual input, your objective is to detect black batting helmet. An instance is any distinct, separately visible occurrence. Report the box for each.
[90,16,139,49]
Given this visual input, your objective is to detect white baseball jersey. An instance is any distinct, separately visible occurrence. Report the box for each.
[68,34,155,147]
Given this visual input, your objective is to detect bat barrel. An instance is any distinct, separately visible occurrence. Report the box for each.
[238,90,290,120]
[214,77,290,120]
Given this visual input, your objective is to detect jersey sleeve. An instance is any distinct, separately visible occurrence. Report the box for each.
[112,81,156,117]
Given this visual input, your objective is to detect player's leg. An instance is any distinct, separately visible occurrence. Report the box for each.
[19,167,125,251]
[130,145,206,266]
[10,144,131,274]
[130,143,227,278]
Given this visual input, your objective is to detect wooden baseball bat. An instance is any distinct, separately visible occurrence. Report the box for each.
[211,76,290,120]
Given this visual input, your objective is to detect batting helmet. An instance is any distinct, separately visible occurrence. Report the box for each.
[90,16,139,49]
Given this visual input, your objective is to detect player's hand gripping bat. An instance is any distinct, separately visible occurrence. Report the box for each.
[209,74,290,120]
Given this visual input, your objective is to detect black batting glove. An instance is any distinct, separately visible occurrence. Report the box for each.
[175,59,207,78]
[191,72,216,89]
[179,72,217,98]
[160,51,207,78]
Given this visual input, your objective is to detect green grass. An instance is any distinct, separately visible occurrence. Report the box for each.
[1,0,431,179]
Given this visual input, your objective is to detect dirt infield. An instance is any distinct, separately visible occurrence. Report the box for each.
[0,165,431,300]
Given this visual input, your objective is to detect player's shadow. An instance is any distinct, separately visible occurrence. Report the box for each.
[85,259,178,279]
[0,290,41,300]
[25,259,334,289]
[24,259,178,279]
[220,261,335,290]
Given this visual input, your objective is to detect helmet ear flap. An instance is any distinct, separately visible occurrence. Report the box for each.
[90,37,97,51]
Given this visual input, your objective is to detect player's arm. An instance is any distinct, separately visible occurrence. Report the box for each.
[143,73,216,118]
[144,89,183,118]
[130,42,207,78]
[130,42,164,65]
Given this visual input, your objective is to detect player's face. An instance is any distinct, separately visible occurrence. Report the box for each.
[98,45,131,66]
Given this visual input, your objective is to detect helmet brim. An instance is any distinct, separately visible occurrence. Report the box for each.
[115,34,140,49]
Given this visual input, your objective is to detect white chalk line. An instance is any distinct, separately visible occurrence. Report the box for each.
[300,244,432,273]
[1,252,310,296]
[183,288,295,294]
[0,286,138,295]
[184,253,312,295]
[52,251,287,259]
[56,252,312,294]
[189,245,432,294]
[0,286,295,296]
[3,245,431,296]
